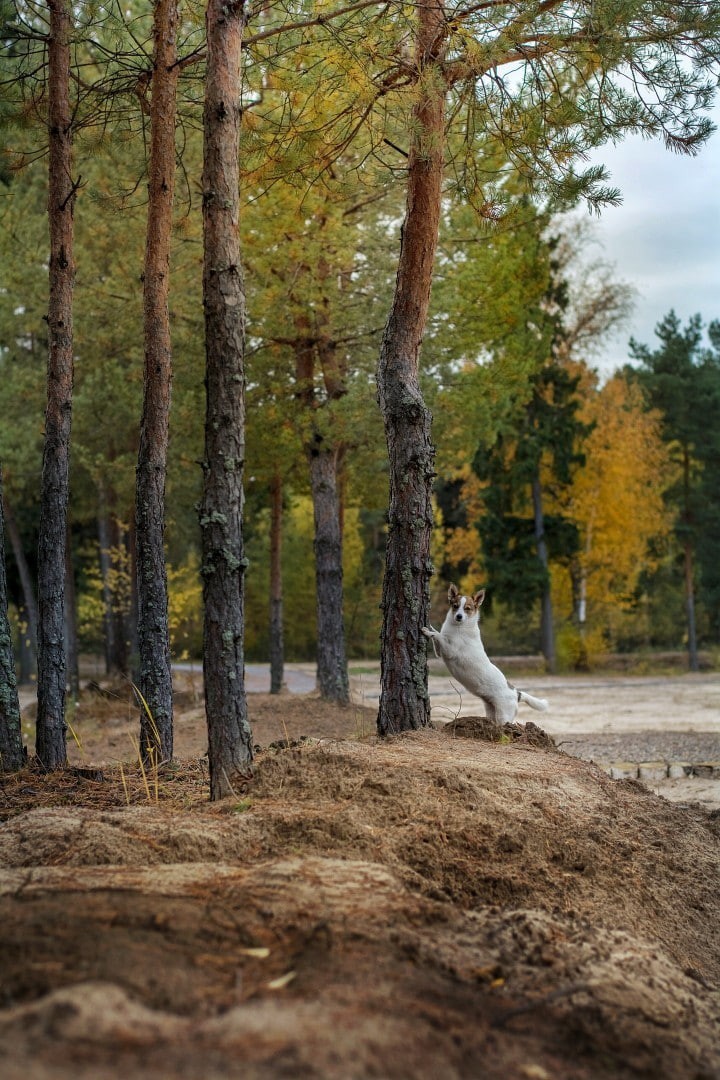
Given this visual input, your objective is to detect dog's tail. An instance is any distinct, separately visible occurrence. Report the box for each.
[517,690,549,712]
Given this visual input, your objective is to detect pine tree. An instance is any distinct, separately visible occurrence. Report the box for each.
[36,0,76,769]
[374,0,720,729]
[135,0,180,767]
[629,312,720,666]
[200,0,254,800]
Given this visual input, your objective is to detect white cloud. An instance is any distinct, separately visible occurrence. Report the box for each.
[586,112,720,372]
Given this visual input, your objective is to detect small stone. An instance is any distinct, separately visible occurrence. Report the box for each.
[609,762,639,780]
[638,762,669,782]
[667,762,693,779]
[519,1066,551,1080]
[692,762,720,779]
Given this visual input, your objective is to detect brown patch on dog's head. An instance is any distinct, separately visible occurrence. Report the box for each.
[447,585,486,614]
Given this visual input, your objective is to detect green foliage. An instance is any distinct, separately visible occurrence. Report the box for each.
[2,0,720,674]
[629,311,720,639]
[168,551,203,660]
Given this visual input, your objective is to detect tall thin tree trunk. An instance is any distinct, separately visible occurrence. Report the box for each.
[684,540,699,672]
[308,443,350,703]
[682,448,699,672]
[36,0,76,768]
[293,328,351,703]
[128,512,140,683]
[135,0,179,765]
[64,522,79,700]
[97,506,117,675]
[532,475,556,673]
[0,465,25,773]
[3,495,38,669]
[269,470,284,694]
[376,0,445,735]
[101,511,131,677]
[200,0,253,800]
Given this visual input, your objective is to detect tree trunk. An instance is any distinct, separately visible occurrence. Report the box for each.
[128,511,140,683]
[97,509,114,674]
[684,540,699,672]
[376,0,444,736]
[269,471,284,694]
[200,0,253,800]
[97,506,122,676]
[135,0,179,766]
[0,465,25,773]
[36,0,76,769]
[64,523,79,700]
[101,509,131,678]
[293,327,351,704]
[3,495,38,672]
[307,443,350,704]
[682,448,699,672]
[532,475,556,673]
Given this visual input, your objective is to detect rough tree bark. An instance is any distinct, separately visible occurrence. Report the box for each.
[0,465,25,772]
[135,0,179,765]
[36,0,76,768]
[307,443,350,703]
[269,470,284,694]
[376,0,445,735]
[200,0,253,799]
[293,313,350,704]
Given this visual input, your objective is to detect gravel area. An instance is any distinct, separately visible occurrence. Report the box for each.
[556,731,720,765]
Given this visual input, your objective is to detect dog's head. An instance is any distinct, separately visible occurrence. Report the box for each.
[448,583,486,624]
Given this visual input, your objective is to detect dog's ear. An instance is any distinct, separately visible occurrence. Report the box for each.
[448,583,459,602]
[474,590,486,607]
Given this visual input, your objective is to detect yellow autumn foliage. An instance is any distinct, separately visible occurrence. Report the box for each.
[553,372,674,636]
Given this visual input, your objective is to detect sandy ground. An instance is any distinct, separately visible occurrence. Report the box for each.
[153,662,720,810]
[352,666,720,735]
[16,663,720,807]
[3,670,720,1078]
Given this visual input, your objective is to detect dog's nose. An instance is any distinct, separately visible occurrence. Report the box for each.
[455,612,463,622]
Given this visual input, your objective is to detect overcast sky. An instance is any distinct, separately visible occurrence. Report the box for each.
[578,112,720,376]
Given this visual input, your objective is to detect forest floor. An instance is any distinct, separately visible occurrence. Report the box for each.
[1,668,719,1078]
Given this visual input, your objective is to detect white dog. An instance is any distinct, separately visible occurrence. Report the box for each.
[422,584,549,725]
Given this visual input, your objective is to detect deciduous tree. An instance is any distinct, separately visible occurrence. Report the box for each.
[559,372,670,657]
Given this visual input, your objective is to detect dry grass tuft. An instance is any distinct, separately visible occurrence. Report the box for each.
[0,758,211,819]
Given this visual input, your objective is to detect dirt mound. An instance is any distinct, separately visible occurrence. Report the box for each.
[444,714,557,749]
[1,724,719,1078]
